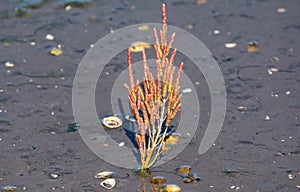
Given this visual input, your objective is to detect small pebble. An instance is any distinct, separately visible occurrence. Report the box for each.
[264,115,270,120]
[186,24,193,29]
[65,5,72,11]
[230,185,236,189]
[46,34,55,41]
[30,41,36,46]
[285,91,291,95]
[225,43,237,48]
[119,142,125,147]
[277,8,286,13]
[213,30,220,35]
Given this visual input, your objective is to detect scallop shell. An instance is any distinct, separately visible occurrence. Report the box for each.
[160,184,181,192]
[99,178,116,190]
[102,116,122,129]
[95,171,115,179]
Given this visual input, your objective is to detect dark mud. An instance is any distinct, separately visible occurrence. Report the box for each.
[0,0,299,191]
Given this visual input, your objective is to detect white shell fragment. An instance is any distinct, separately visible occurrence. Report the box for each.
[182,88,192,93]
[225,43,237,48]
[99,178,116,190]
[102,116,122,129]
[49,173,59,179]
[119,142,125,147]
[5,62,15,68]
[95,171,115,179]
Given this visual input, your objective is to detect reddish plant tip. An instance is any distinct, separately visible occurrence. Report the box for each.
[162,3,166,26]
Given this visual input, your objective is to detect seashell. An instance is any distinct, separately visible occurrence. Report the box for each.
[95,171,116,179]
[50,47,63,56]
[0,185,17,191]
[246,41,259,52]
[225,43,237,48]
[102,116,122,129]
[99,178,116,190]
[176,165,192,176]
[151,176,167,185]
[4,62,14,68]
[49,173,59,179]
[129,41,151,52]
[160,184,181,192]
[182,176,194,183]
[182,173,201,183]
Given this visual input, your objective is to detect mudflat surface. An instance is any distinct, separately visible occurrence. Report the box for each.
[0,0,299,191]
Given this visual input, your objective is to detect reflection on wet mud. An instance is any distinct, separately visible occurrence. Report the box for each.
[15,0,95,17]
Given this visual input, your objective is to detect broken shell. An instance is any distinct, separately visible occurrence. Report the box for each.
[151,176,167,185]
[165,133,180,145]
[182,173,201,183]
[49,173,59,179]
[0,185,17,191]
[270,68,279,72]
[5,62,15,68]
[176,165,192,176]
[50,47,63,56]
[246,41,259,52]
[160,184,181,192]
[95,171,116,179]
[129,41,151,52]
[99,178,116,190]
[102,116,122,129]
[183,176,194,183]
[225,43,237,48]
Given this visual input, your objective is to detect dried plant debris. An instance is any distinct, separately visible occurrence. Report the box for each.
[129,41,151,52]
[67,122,80,132]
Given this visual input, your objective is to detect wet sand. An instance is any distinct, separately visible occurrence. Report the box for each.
[0,0,299,191]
